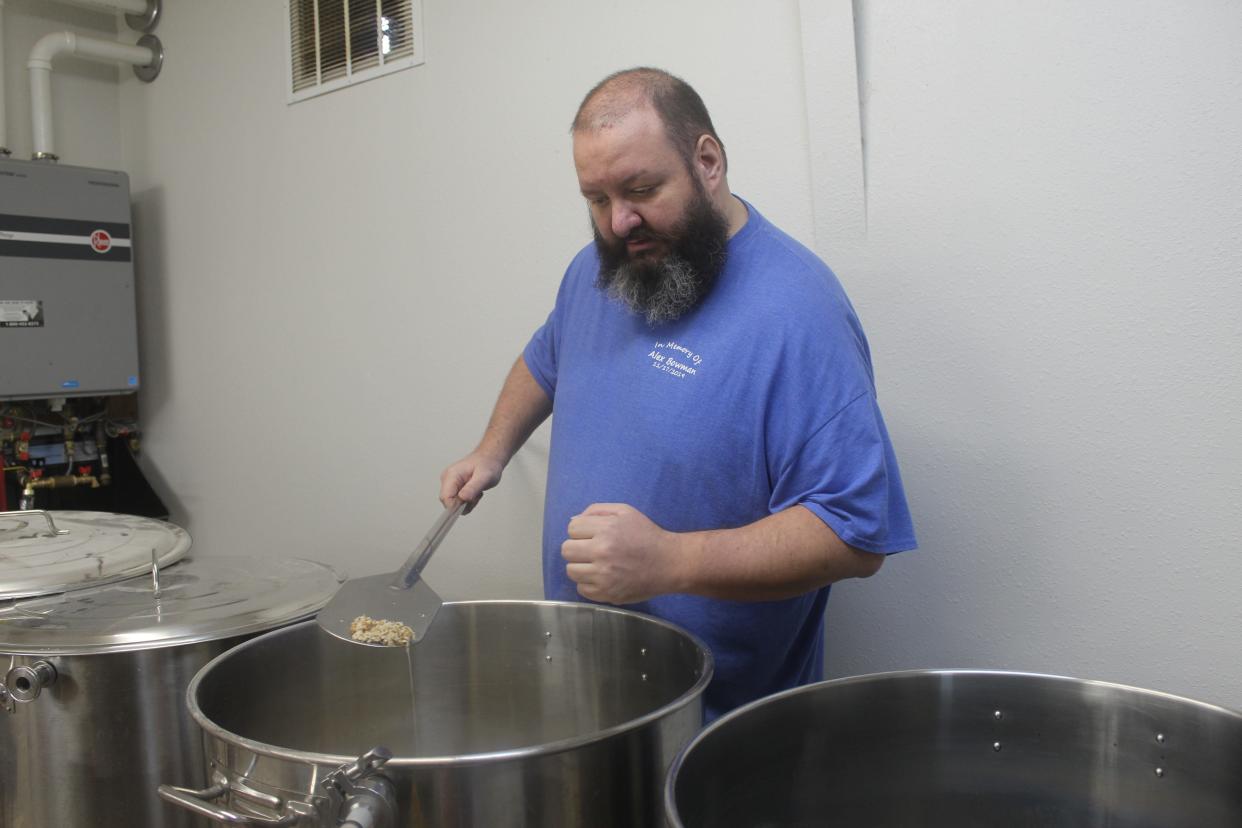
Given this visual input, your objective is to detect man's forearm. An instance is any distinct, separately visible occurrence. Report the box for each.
[475,356,553,464]
[671,506,884,601]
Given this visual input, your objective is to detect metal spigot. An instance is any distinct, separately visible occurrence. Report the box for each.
[322,747,396,828]
[322,747,392,796]
[19,481,36,510]
[5,661,57,703]
[338,777,396,828]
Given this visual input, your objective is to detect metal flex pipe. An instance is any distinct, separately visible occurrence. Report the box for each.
[27,31,158,161]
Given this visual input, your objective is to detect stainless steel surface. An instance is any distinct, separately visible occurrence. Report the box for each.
[666,669,1242,827]
[175,602,712,827]
[1,636,250,827]
[0,556,344,828]
[0,556,344,654]
[318,501,463,645]
[0,509,190,600]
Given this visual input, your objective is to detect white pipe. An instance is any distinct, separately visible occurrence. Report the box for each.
[52,0,148,16]
[28,31,155,160]
[0,0,9,156]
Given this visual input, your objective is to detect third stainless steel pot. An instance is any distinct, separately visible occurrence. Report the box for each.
[666,669,1242,827]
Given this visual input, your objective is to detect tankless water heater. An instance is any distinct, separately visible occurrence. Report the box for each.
[0,158,140,400]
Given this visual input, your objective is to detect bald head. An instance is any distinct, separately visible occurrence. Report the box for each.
[572,67,727,172]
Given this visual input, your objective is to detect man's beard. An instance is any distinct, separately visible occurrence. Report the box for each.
[593,187,729,325]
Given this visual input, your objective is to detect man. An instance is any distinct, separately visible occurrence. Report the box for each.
[440,67,916,722]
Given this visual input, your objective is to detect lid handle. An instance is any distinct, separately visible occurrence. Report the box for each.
[151,547,162,598]
[0,510,70,538]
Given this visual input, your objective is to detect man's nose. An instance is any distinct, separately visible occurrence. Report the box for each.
[611,203,642,238]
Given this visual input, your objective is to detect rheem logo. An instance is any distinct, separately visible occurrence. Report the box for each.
[90,229,112,253]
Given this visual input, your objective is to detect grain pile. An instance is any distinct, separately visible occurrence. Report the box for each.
[349,615,415,645]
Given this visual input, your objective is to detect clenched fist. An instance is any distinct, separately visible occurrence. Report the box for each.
[561,503,684,604]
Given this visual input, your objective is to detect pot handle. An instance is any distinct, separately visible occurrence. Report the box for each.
[158,778,315,826]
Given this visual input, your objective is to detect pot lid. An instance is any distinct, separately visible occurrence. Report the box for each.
[0,555,345,654]
[0,510,191,601]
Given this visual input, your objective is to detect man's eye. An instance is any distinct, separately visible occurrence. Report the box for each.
[631,186,654,196]
[588,195,609,207]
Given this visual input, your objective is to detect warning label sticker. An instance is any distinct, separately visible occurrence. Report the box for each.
[0,300,44,327]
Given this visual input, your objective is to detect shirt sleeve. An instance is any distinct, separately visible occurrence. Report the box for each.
[769,392,918,555]
[522,307,559,400]
[522,250,587,400]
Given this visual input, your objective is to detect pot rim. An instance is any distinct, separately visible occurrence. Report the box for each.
[187,599,714,768]
[661,667,1242,828]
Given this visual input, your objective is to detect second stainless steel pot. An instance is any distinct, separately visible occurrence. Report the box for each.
[163,601,712,827]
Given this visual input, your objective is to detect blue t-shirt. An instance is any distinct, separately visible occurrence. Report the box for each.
[523,199,916,721]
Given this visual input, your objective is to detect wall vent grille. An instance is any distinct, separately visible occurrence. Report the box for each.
[287,0,422,102]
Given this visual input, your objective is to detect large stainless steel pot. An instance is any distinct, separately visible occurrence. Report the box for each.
[2,635,253,826]
[162,601,712,827]
[0,510,342,828]
[666,669,1242,827]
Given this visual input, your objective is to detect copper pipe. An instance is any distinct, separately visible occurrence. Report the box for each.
[26,474,100,491]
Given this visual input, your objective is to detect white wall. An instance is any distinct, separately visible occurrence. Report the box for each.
[112,1,1242,711]
[0,0,125,166]
[818,1,1242,710]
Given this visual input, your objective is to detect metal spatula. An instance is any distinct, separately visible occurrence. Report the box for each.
[318,501,465,646]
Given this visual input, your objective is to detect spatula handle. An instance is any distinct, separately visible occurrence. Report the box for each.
[391,500,466,590]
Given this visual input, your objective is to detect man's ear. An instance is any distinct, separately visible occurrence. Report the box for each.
[694,134,726,187]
